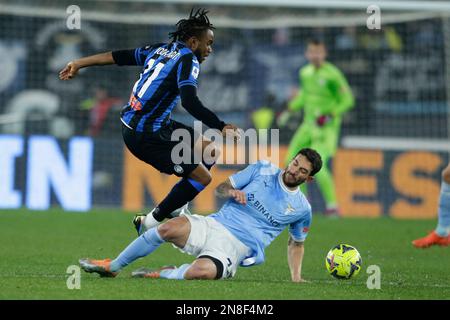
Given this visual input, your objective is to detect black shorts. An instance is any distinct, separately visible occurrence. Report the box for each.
[122,120,201,177]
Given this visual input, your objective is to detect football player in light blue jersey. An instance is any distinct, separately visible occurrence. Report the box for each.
[79,148,322,282]
[412,162,450,248]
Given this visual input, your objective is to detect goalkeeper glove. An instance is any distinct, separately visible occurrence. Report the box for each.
[315,114,333,127]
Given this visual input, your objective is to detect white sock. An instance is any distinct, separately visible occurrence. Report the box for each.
[143,210,160,231]
[159,264,191,280]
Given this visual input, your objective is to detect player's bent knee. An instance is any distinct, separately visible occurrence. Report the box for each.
[199,171,212,186]
[188,165,212,186]
[157,223,174,240]
[157,217,187,241]
[203,141,218,159]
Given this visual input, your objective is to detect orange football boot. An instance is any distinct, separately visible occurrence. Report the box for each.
[412,231,450,248]
[79,258,118,277]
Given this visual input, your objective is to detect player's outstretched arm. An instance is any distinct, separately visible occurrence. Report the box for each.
[287,236,308,283]
[59,52,115,80]
[179,86,241,141]
[277,90,305,127]
[332,69,355,116]
[215,179,246,205]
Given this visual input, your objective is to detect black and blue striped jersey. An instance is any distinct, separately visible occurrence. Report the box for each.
[116,41,203,133]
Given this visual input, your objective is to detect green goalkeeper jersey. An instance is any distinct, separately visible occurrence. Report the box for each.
[288,62,354,126]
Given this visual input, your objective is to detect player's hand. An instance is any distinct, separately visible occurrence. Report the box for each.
[228,189,247,205]
[277,110,291,128]
[59,61,80,80]
[222,124,242,142]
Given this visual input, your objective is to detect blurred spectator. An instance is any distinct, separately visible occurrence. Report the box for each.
[251,93,277,131]
[80,87,123,137]
[358,25,402,52]
[273,27,290,46]
[384,26,403,52]
[335,26,357,50]
[414,22,441,50]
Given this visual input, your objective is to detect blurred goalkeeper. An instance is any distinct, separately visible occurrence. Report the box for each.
[59,9,240,228]
[79,148,322,282]
[278,39,354,217]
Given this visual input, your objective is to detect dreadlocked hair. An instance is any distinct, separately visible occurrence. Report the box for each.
[169,8,215,43]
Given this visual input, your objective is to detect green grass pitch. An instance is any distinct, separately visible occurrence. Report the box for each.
[0,209,449,300]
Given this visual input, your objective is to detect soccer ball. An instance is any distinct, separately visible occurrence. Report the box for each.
[325,244,362,279]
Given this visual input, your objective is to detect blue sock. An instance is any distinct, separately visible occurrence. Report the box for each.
[159,264,191,280]
[436,182,450,237]
[153,178,205,221]
[110,228,164,272]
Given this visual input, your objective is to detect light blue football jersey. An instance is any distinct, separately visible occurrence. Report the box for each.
[210,160,312,266]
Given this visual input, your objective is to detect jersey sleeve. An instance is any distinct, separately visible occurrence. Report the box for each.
[228,162,262,190]
[331,67,355,116]
[112,43,161,66]
[289,210,312,242]
[179,86,226,131]
[177,53,200,88]
[134,44,159,66]
[288,89,305,112]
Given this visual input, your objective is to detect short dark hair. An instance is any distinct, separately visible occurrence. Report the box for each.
[307,38,325,47]
[169,8,215,43]
[296,148,322,176]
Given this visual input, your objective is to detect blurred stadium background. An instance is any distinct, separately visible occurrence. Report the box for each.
[1,0,449,219]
